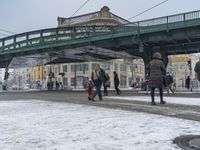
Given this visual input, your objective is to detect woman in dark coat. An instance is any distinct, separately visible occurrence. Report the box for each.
[113,71,121,95]
[194,58,200,82]
[147,52,166,105]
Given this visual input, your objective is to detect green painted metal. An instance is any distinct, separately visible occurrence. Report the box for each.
[1,10,200,66]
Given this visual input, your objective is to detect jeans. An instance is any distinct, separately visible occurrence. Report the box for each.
[93,82,102,99]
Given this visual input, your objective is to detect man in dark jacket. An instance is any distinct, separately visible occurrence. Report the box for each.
[194,58,200,82]
[91,64,106,101]
[113,71,121,95]
[146,52,166,105]
[103,72,110,96]
[185,75,191,90]
[165,72,174,95]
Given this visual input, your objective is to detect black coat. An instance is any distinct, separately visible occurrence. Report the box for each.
[114,72,119,87]
[165,75,173,85]
[195,61,200,81]
[185,76,190,89]
[147,58,166,88]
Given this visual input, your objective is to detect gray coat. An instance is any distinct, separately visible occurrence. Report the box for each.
[194,60,200,81]
[147,52,166,88]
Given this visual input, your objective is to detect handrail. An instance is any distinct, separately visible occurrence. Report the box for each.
[0,26,114,51]
[126,9,200,27]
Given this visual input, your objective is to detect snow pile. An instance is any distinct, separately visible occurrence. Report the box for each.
[0,100,200,150]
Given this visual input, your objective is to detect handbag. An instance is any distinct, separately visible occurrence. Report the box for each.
[105,81,110,87]
[163,76,167,87]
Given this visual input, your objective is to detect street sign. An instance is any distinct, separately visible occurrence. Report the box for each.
[170,57,191,63]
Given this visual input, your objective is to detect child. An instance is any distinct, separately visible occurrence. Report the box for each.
[86,80,94,100]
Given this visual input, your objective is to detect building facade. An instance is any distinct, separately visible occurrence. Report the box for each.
[167,54,199,88]
[28,6,145,89]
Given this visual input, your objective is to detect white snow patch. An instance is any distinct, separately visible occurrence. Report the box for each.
[107,96,200,106]
[0,100,200,150]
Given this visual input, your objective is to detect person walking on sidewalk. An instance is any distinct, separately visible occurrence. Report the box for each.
[113,71,121,95]
[195,57,200,85]
[147,52,166,105]
[103,72,110,96]
[165,72,174,95]
[91,64,106,101]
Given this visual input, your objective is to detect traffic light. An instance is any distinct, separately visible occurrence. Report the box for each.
[187,59,192,71]
[4,72,9,80]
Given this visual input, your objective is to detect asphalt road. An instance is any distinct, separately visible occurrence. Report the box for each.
[0,90,200,122]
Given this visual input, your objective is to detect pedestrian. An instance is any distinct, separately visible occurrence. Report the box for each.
[173,80,176,92]
[47,81,50,90]
[185,75,191,91]
[85,80,94,100]
[113,71,121,95]
[55,81,59,90]
[165,72,174,95]
[141,79,144,91]
[194,57,200,82]
[145,79,150,95]
[146,52,166,105]
[103,72,110,96]
[91,64,106,101]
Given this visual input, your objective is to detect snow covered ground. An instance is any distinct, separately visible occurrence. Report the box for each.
[0,100,200,150]
[107,96,200,106]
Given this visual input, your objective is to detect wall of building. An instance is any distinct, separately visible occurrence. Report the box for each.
[39,59,145,89]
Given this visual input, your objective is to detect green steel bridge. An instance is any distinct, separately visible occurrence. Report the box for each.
[1,10,200,68]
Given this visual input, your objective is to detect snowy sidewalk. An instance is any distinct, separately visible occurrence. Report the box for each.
[0,100,200,150]
[107,96,200,106]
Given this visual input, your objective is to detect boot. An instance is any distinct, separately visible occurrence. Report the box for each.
[90,96,95,102]
[151,101,156,105]
[99,96,103,101]
[160,100,166,104]
[151,93,155,105]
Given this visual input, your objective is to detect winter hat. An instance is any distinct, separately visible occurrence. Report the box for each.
[153,52,162,59]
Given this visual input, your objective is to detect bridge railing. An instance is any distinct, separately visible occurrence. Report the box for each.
[126,10,200,27]
[0,26,113,52]
[1,10,200,52]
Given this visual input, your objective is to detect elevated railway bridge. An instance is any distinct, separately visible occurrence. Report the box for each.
[1,10,200,71]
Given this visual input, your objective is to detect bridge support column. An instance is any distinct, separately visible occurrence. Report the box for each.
[160,52,169,69]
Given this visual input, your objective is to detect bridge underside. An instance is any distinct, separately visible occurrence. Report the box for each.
[7,46,133,68]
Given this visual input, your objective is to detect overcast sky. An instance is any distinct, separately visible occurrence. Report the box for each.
[0,0,200,37]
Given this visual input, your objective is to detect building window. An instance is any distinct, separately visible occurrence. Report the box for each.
[115,63,118,71]
[76,64,83,71]
[63,77,68,88]
[120,64,126,72]
[71,65,75,72]
[83,64,89,71]
[71,64,88,72]
[71,76,86,88]
[101,63,110,71]
[63,65,67,72]
[120,75,127,87]
[92,63,97,70]
[71,77,75,86]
